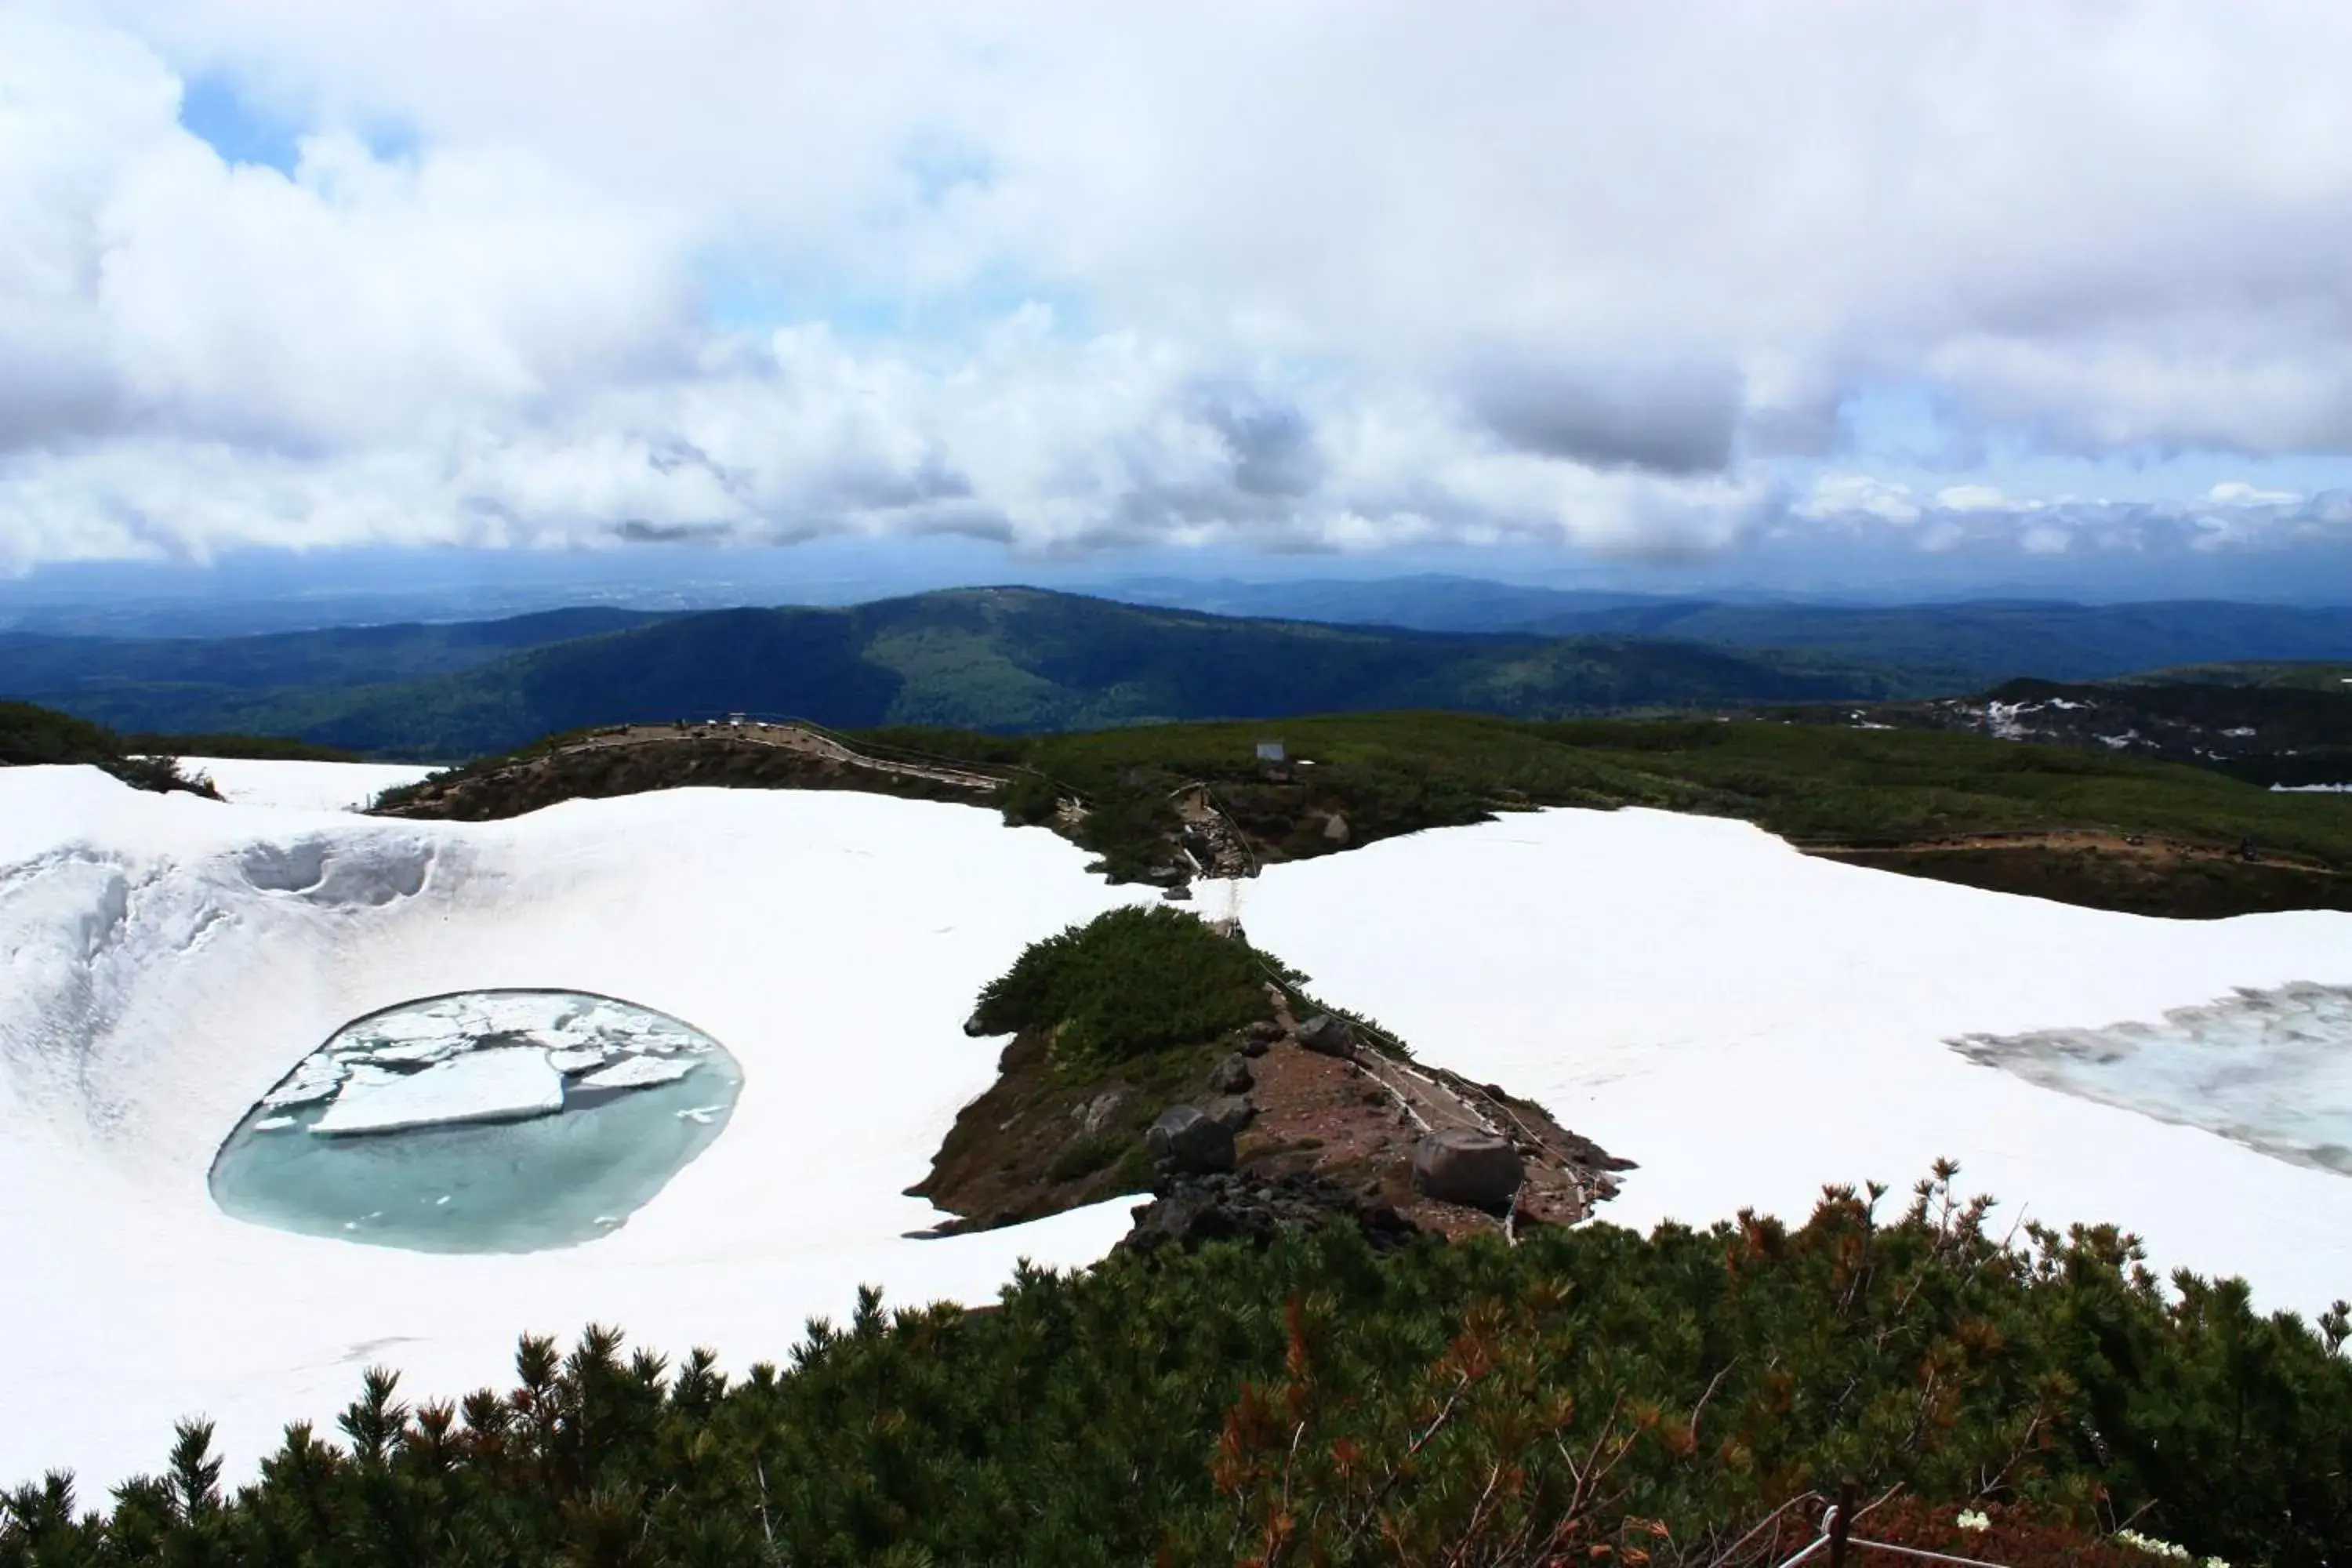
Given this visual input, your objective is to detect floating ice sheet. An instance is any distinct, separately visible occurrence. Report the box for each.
[1951,983,2352,1176]
[210,990,742,1250]
[310,1046,565,1135]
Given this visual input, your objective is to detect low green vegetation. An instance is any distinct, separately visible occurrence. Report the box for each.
[979,710,2352,909]
[0,699,215,797]
[9,1171,2348,1566]
[372,707,2352,914]
[916,905,1309,1229]
[0,699,131,768]
[968,905,1287,1069]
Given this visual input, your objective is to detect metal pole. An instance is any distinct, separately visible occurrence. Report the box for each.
[1828,1479,1856,1568]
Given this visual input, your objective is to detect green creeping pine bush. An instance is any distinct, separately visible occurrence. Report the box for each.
[967,904,1294,1068]
[991,769,1061,826]
[8,1169,2350,1567]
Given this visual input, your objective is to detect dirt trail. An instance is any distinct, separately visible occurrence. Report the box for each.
[534,722,1004,793]
[1804,826,2341,874]
[1260,986,1627,1233]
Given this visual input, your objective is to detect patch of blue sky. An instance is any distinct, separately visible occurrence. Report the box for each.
[1802,383,2352,506]
[178,71,304,173]
[178,70,419,173]
[696,257,1094,348]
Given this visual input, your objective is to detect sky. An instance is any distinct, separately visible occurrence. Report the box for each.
[5,1,2352,605]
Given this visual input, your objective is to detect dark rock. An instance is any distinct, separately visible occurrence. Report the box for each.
[1120,1170,1421,1255]
[1411,1129,1525,1209]
[1160,883,1192,902]
[1145,1105,1236,1174]
[1247,1018,1284,1044]
[1238,1035,1270,1058]
[1203,1094,1257,1133]
[1294,1013,1356,1060]
[1207,1051,1255,1094]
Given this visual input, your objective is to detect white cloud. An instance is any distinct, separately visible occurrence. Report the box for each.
[5,2,2352,570]
[1933,485,2027,515]
[1795,475,1921,527]
[2207,481,2300,507]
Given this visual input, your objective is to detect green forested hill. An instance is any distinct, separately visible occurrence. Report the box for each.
[1120,579,2352,680]
[2,606,663,695]
[3,589,1958,757]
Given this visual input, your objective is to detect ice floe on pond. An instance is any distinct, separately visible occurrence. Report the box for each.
[279,989,725,1138]
[212,992,742,1251]
[306,1045,567,1135]
[1951,983,2352,1178]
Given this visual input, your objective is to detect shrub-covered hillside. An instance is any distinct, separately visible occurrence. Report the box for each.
[7,1171,2348,1566]
[0,700,213,796]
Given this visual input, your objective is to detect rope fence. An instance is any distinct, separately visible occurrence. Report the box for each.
[1768,1483,2027,1568]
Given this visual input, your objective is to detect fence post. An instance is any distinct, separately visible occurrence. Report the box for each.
[1828,1479,1855,1568]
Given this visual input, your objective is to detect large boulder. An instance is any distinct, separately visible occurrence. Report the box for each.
[1207,1051,1255,1094]
[1203,1094,1258,1134]
[1411,1129,1524,1209]
[1294,1013,1356,1060]
[1146,1105,1236,1174]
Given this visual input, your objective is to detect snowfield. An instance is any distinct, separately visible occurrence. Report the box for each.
[1217,810,2352,1321]
[176,757,441,811]
[5,765,2352,1492]
[0,766,1145,1491]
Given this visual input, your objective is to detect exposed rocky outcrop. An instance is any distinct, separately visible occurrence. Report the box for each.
[1120,1170,1419,1256]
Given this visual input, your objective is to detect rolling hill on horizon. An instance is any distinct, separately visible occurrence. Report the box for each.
[1111,575,2352,680]
[0,587,1960,759]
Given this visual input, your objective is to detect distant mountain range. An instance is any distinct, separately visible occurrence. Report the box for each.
[2,588,1951,759]
[10,583,2352,762]
[1107,576,2352,681]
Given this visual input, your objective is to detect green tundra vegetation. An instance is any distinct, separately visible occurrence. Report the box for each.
[373,708,2352,915]
[967,905,1288,1069]
[0,699,212,796]
[5,1170,2347,1566]
[993,711,2352,911]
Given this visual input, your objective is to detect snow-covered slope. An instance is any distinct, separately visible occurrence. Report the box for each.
[0,764,1144,1491]
[178,757,440,811]
[1218,810,2352,1319]
[8,763,2351,1494]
